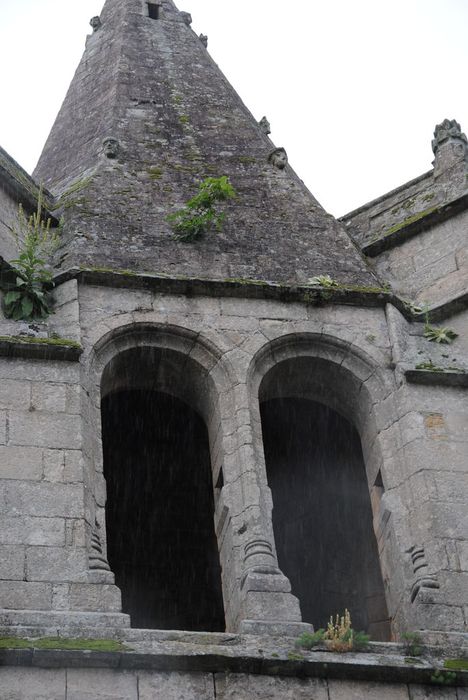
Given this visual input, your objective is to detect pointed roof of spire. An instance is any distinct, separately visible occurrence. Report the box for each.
[34,0,377,286]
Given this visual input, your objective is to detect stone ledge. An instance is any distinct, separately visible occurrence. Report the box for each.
[56,267,395,310]
[405,368,468,387]
[0,646,466,687]
[420,289,468,323]
[0,336,82,362]
[362,191,468,257]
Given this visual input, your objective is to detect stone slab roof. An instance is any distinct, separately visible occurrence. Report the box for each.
[33,0,378,287]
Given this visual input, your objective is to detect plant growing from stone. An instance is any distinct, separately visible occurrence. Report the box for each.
[422,306,457,344]
[168,176,236,242]
[295,610,369,653]
[324,609,369,652]
[401,631,422,656]
[423,325,458,344]
[307,275,340,288]
[430,669,457,686]
[1,188,60,322]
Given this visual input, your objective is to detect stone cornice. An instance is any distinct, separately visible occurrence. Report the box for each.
[0,645,466,687]
[361,191,468,257]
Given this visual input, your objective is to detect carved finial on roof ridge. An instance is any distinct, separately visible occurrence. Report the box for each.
[432,118,467,155]
[259,117,271,135]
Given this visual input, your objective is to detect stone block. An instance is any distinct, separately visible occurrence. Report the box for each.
[66,383,81,414]
[64,450,83,481]
[66,668,138,700]
[417,602,465,631]
[68,583,122,611]
[0,580,52,610]
[408,686,458,699]
[43,449,65,481]
[2,481,84,518]
[0,544,24,580]
[53,279,78,307]
[9,410,81,449]
[139,671,215,699]
[31,382,68,412]
[0,445,43,480]
[241,590,302,621]
[0,515,65,545]
[215,673,329,699]
[0,410,6,444]
[0,379,30,409]
[328,680,409,699]
[457,541,468,571]
[0,667,66,699]
[26,546,88,582]
[0,359,79,383]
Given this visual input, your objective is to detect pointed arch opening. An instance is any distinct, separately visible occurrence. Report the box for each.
[257,350,391,640]
[100,344,225,631]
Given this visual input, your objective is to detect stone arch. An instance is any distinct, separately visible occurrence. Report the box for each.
[247,332,395,639]
[82,322,236,631]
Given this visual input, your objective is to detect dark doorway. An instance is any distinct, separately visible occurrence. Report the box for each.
[260,398,390,639]
[102,389,225,631]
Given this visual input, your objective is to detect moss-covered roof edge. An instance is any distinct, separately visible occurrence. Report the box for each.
[54,266,403,312]
[0,145,57,220]
[361,191,468,257]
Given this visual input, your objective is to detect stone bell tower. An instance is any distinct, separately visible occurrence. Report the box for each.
[0,0,467,697]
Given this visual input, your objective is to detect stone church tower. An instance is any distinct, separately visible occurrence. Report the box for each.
[0,0,467,696]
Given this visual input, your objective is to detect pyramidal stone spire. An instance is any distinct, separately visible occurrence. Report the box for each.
[34,0,377,285]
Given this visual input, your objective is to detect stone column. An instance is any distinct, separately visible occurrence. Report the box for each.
[218,382,309,635]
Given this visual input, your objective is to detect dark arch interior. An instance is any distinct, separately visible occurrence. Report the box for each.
[260,397,390,640]
[101,388,225,631]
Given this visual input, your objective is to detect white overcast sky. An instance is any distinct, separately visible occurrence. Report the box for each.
[1,0,467,216]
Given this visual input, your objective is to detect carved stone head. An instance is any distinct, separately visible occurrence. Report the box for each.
[199,34,208,48]
[90,16,102,32]
[432,119,467,154]
[259,117,271,136]
[180,11,192,26]
[268,147,288,170]
[102,137,120,159]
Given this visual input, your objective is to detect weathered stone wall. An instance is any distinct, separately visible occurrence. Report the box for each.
[0,276,467,641]
[369,209,468,306]
[0,354,87,613]
[0,667,467,699]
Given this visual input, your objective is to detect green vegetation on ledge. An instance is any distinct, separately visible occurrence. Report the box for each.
[0,336,81,349]
[444,658,468,671]
[383,205,439,238]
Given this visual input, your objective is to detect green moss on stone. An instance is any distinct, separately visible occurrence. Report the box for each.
[147,167,163,180]
[0,336,81,349]
[80,266,138,276]
[223,277,270,286]
[179,115,190,125]
[444,659,468,671]
[383,206,439,237]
